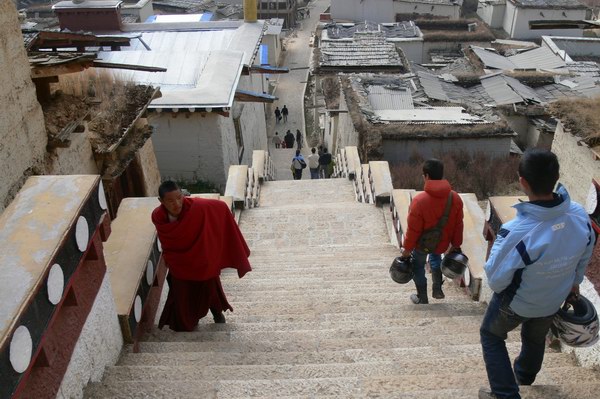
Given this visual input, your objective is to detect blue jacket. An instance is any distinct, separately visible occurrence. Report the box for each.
[485,185,594,318]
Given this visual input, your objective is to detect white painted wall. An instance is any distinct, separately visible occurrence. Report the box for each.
[149,74,268,189]
[382,136,512,163]
[477,1,506,29]
[331,0,461,22]
[391,38,424,63]
[331,0,395,22]
[503,2,587,39]
[264,33,282,66]
[150,113,228,185]
[57,275,123,399]
[394,0,461,19]
[0,0,47,212]
[551,121,600,206]
[46,129,99,176]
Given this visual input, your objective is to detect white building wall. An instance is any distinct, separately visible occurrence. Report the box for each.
[382,136,512,163]
[264,33,282,66]
[503,2,587,39]
[45,129,99,176]
[551,121,600,206]
[149,113,227,185]
[57,275,123,399]
[391,38,424,63]
[331,0,395,22]
[477,1,506,29]
[393,0,461,19]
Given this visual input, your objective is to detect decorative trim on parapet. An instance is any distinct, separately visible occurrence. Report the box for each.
[0,176,110,399]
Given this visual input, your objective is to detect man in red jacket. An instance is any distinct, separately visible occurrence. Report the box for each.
[152,181,251,331]
[401,159,464,304]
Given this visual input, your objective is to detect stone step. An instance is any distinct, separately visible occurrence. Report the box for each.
[142,319,487,342]
[117,344,570,367]
[147,314,482,333]
[208,305,487,324]
[102,356,582,384]
[211,299,484,316]
[136,331,515,353]
[85,374,600,398]
[223,286,468,299]
[258,179,356,207]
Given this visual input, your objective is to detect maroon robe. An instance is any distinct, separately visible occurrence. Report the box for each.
[152,197,251,331]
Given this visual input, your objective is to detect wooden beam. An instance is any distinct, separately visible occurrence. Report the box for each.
[529,20,600,30]
[92,61,167,73]
[249,65,290,74]
[30,60,93,79]
[235,90,277,103]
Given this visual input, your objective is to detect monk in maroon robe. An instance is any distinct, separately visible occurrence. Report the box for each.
[152,181,251,331]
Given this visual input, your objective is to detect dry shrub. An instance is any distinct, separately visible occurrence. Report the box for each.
[391,151,521,199]
[549,97,600,146]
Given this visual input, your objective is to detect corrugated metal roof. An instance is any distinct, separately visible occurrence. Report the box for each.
[480,74,525,105]
[97,50,244,109]
[319,33,403,68]
[471,47,516,70]
[121,22,265,67]
[367,86,414,110]
[508,46,566,69]
[376,107,488,124]
[417,71,450,102]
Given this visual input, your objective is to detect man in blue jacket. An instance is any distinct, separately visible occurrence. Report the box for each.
[479,149,594,399]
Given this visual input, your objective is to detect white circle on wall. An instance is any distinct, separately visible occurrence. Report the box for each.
[464,267,471,288]
[157,238,162,252]
[485,200,492,221]
[75,216,89,252]
[98,182,108,210]
[585,183,598,214]
[146,260,154,286]
[47,263,64,305]
[10,326,32,374]
[134,295,142,323]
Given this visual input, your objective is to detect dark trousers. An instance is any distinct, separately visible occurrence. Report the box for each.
[293,168,302,180]
[411,250,442,286]
[480,293,554,399]
[310,167,319,179]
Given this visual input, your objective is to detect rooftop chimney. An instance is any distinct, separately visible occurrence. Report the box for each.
[52,0,123,32]
[244,0,257,23]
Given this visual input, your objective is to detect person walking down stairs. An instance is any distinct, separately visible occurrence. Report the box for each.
[291,150,306,180]
[296,129,302,149]
[400,158,464,305]
[151,181,252,331]
[284,130,295,149]
[281,105,289,123]
[478,149,595,399]
[307,147,320,179]
[272,132,282,148]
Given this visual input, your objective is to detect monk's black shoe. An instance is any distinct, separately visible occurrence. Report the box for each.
[213,312,226,324]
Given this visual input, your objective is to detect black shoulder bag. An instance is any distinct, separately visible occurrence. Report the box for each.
[417,193,453,253]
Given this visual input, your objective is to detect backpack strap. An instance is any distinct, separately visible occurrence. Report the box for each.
[435,193,453,230]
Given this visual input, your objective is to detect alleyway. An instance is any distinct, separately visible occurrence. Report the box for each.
[268,0,329,180]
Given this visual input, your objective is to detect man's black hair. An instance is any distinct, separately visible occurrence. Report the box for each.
[295,149,301,156]
[158,180,180,199]
[323,148,328,153]
[423,159,444,180]
[311,147,316,153]
[519,149,559,195]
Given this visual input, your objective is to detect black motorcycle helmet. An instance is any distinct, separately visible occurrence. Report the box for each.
[389,256,413,284]
[441,251,469,279]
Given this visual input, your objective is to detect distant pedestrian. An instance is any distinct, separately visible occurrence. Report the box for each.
[306,8,310,17]
[281,105,289,123]
[296,129,302,149]
[291,150,306,180]
[272,132,282,148]
[319,148,332,178]
[308,147,320,179]
[284,130,295,149]
[274,107,281,124]
[318,145,323,156]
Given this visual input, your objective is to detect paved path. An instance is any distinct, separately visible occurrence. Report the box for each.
[267,0,330,180]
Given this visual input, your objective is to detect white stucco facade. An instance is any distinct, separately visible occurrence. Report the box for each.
[57,275,123,399]
[477,0,507,29]
[150,73,268,189]
[502,1,587,39]
[331,0,461,23]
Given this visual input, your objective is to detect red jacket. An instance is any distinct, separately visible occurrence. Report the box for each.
[402,179,464,254]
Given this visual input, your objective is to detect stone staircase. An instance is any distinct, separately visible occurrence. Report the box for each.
[85,179,600,398]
